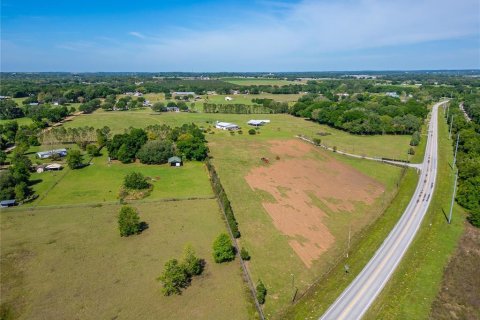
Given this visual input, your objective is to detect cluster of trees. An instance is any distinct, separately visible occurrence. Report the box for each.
[107,124,208,164]
[203,103,274,114]
[0,99,24,120]
[151,100,191,112]
[0,152,33,201]
[158,245,204,296]
[292,94,427,135]
[448,97,480,227]
[40,126,98,148]
[1,121,40,150]
[78,98,101,114]
[206,159,240,238]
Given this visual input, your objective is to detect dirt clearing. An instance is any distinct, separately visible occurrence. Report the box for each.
[245,140,384,267]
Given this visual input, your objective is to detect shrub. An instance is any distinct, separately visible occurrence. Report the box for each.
[124,172,149,190]
[118,206,141,237]
[240,247,250,261]
[313,138,322,146]
[66,150,83,169]
[408,147,415,155]
[158,259,189,296]
[248,129,256,135]
[410,131,420,146]
[212,233,235,263]
[332,146,337,152]
[86,144,100,157]
[256,280,267,304]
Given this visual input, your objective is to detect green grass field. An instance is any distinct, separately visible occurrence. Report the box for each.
[0,117,33,127]
[64,109,411,160]
[0,200,251,320]
[221,78,307,86]
[27,152,213,207]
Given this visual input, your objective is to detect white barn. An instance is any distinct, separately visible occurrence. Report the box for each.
[215,122,239,131]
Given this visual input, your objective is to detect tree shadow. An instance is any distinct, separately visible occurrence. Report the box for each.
[29,179,43,186]
[138,221,149,233]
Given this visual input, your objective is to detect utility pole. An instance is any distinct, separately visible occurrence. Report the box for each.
[346,225,351,258]
[448,133,460,224]
[449,115,454,140]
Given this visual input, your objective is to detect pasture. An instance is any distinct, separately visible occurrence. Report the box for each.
[0,200,251,320]
[64,109,412,160]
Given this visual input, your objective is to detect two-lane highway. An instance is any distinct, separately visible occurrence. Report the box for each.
[320,100,447,320]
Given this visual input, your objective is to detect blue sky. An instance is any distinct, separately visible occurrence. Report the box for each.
[1,0,479,71]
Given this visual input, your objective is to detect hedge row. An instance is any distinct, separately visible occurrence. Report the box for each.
[203,103,273,114]
[206,159,241,238]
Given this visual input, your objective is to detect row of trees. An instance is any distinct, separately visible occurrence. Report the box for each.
[447,97,480,227]
[107,124,208,164]
[203,103,274,114]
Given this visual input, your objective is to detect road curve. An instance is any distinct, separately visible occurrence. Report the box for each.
[320,100,447,320]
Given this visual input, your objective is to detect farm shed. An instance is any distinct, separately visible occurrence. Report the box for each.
[168,156,183,167]
[215,122,240,131]
[225,96,233,101]
[247,120,270,127]
[0,200,16,208]
[36,148,67,159]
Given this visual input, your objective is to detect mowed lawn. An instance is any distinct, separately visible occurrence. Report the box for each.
[0,200,251,320]
[30,152,213,206]
[64,109,412,160]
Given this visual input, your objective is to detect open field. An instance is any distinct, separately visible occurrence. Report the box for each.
[0,117,33,127]
[0,200,251,320]
[26,152,213,207]
[364,108,466,319]
[430,223,480,319]
[205,93,304,105]
[221,78,307,86]
[64,109,412,160]
[208,136,403,316]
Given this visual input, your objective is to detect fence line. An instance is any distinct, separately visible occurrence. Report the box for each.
[205,158,265,320]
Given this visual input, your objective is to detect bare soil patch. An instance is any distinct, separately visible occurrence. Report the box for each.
[245,140,384,267]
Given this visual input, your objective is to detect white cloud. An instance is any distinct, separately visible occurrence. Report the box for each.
[128,31,146,39]
[126,0,479,70]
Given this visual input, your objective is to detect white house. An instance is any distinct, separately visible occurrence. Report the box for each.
[215,122,239,131]
[133,91,143,97]
[225,96,233,101]
[385,92,400,98]
[247,120,270,127]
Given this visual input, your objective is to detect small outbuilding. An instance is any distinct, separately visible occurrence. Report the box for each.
[0,200,16,208]
[247,120,270,127]
[45,163,63,171]
[168,156,183,167]
[225,96,233,101]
